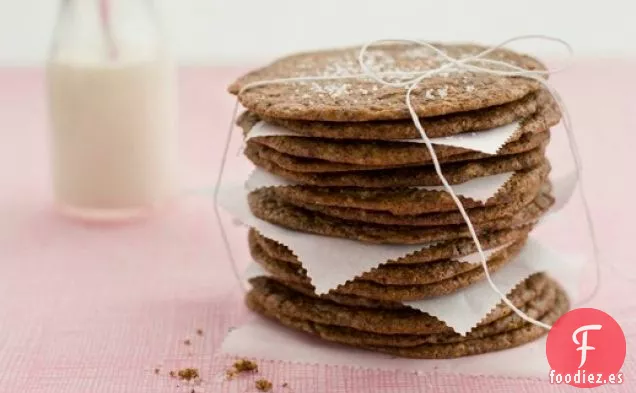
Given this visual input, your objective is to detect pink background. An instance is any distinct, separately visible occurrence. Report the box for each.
[0,63,634,392]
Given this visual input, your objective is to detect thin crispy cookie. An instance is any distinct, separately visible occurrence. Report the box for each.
[245,145,547,188]
[270,161,550,215]
[229,43,546,121]
[247,188,554,244]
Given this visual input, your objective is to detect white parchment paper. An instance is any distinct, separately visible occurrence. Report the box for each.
[414,172,513,200]
[245,167,296,191]
[399,121,521,154]
[245,121,299,140]
[246,120,521,155]
[244,262,269,282]
[550,171,578,212]
[244,243,509,282]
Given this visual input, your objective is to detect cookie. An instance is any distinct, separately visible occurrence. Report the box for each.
[238,91,556,140]
[246,143,412,173]
[364,291,567,358]
[248,277,559,348]
[229,43,546,121]
[250,231,528,286]
[247,276,451,335]
[245,144,547,188]
[249,225,532,266]
[246,128,550,168]
[251,237,525,300]
[281,180,545,227]
[253,238,525,301]
[250,232,520,286]
[245,131,548,173]
[247,187,554,244]
[265,277,410,310]
[256,271,550,325]
[246,273,553,335]
[270,161,550,215]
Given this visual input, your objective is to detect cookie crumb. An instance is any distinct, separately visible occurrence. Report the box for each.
[184,339,192,346]
[233,359,258,373]
[177,368,200,381]
[282,382,289,388]
[154,368,160,375]
[225,359,258,379]
[255,379,273,392]
[196,329,204,336]
[169,371,176,378]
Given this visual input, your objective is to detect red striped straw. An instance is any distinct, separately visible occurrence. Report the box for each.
[99,0,118,59]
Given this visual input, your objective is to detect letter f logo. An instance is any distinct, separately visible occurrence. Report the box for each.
[572,324,602,368]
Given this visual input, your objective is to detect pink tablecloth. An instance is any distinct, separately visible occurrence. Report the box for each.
[0,64,634,392]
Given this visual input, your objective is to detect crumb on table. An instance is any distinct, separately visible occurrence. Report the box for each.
[255,379,273,392]
[175,368,200,381]
[196,329,204,336]
[226,358,259,379]
[234,359,258,372]
[154,368,160,375]
[282,382,289,388]
[183,339,192,346]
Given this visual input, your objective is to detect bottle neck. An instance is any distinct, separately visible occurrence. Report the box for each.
[58,0,155,23]
[51,0,164,64]
[60,0,154,11]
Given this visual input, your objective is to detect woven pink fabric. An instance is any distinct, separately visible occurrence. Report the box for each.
[0,65,634,392]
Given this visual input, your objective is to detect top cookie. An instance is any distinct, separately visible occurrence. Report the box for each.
[229,43,546,121]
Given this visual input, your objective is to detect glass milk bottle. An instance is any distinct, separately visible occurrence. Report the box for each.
[47,0,178,220]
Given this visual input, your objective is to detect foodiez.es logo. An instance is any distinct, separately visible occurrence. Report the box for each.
[546,308,626,388]
[573,324,602,369]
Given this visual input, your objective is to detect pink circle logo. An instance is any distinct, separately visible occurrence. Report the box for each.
[546,308,626,388]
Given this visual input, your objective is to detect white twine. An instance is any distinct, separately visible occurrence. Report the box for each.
[213,35,601,331]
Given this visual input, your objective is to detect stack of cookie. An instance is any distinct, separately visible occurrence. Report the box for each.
[228,43,569,358]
